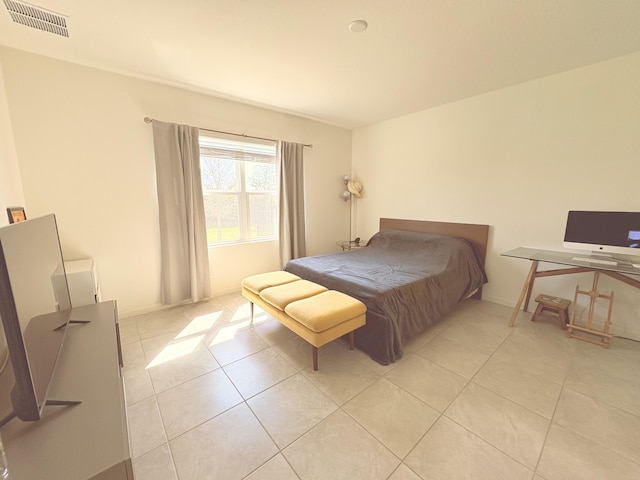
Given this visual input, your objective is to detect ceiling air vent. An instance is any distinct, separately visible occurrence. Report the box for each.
[3,0,68,37]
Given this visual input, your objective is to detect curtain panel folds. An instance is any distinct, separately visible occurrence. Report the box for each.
[152,120,211,304]
[279,141,306,267]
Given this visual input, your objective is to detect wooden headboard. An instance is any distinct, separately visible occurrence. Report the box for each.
[379,218,490,266]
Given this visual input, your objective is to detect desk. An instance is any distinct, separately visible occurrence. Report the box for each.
[502,248,640,328]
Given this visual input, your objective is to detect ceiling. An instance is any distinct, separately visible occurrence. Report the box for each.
[2,0,640,129]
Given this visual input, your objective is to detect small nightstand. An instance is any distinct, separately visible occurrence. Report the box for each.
[337,239,367,251]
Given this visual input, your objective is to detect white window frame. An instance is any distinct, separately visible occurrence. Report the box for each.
[199,132,278,246]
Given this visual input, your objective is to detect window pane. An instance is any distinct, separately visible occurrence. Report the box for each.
[203,192,240,242]
[199,132,277,245]
[200,156,239,192]
[249,193,276,238]
[245,161,276,192]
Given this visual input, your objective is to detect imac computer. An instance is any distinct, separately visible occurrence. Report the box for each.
[563,211,640,265]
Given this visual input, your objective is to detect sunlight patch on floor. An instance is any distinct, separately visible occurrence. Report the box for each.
[208,321,251,346]
[231,303,268,323]
[146,335,204,368]
[231,304,252,322]
[176,311,223,339]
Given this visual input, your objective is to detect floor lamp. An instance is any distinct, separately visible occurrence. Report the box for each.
[341,175,363,243]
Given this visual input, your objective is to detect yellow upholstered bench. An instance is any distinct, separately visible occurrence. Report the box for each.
[241,271,367,371]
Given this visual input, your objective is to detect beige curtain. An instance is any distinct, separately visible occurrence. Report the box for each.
[278,141,306,266]
[152,120,211,304]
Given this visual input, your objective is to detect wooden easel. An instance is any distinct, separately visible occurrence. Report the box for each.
[567,271,614,347]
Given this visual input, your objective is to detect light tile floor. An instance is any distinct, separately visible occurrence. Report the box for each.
[120,293,640,480]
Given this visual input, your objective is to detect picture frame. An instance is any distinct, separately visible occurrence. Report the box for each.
[6,207,27,224]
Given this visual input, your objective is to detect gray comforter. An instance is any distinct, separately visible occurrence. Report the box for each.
[284,229,487,364]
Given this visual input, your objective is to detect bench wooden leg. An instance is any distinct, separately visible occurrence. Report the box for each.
[349,331,355,350]
[249,302,254,324]
[312,346,318,371]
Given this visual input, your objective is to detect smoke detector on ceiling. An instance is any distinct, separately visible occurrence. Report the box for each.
[348,19,368,33]
[3,0,68,37]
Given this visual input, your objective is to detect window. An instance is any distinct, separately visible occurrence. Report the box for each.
[199,132,278,245]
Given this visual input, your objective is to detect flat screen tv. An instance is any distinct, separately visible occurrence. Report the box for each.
[563,210,640,258]
[0,214,81,427]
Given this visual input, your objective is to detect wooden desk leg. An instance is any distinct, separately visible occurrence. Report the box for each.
[509,260,539,327]
[523,275,536,312]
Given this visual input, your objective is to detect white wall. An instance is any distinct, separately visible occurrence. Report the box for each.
[353,51,640,340]
[0,47,352,317]
[0,59,24,227]
[0,58,23,367]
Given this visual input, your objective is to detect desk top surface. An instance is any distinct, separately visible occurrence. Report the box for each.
[502,247,640,276]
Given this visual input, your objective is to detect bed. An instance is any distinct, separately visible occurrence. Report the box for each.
[283,218,489,364]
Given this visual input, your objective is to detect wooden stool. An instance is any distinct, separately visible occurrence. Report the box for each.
[531,294,571,329]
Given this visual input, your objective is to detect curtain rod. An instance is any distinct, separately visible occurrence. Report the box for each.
[144,117,312,148]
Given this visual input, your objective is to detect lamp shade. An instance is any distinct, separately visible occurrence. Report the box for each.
[347,180,362,198]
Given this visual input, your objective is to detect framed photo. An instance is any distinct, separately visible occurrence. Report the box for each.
[7,207,27,224]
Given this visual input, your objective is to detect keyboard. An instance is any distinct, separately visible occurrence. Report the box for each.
[571,256,617,266]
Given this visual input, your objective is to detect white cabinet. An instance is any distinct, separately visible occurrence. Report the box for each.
[65,259,100,307]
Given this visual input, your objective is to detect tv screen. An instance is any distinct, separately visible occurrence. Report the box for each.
[0,214,74,426]
[563,211,640,257]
